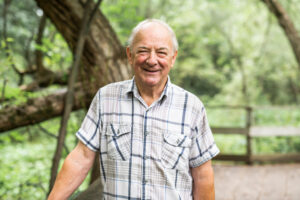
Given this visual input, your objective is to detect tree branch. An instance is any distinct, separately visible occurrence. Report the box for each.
[215,26,250,104]
[48,0,102,192]
[37,124,70,153]
[35,13,47,72]
[0,79,8,103]
[2,0,23,85]
[1,0,131,132]
[0,82,97,133]
[19,13,69,91]
[261,0,300,71]
[34,0,131,87]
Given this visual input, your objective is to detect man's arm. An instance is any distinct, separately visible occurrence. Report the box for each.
[191,160,215,200]
[48,141,96,200]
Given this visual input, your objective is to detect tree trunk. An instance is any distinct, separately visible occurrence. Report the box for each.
[48,0,102,192]
[35,13,47,72]
[0,0,132,133]
[34,0,131,87]
[261,0,300,71]
[1,0,132,196]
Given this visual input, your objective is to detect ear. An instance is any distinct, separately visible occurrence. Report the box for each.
[126,47,133,65]
[171,50,178,68]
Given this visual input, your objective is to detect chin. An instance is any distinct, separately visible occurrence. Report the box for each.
[136,75,164,87]
[140,79,159,87]
[144,80,159,87]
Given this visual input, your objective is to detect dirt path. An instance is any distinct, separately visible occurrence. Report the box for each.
[214,163,300,200]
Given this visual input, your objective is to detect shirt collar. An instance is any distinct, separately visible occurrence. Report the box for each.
[125,76,171,100]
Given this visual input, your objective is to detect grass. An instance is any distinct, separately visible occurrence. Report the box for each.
[0,111,90,200]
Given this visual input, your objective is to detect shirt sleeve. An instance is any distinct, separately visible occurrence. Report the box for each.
[189,107,220,168]
[76,90,101,152]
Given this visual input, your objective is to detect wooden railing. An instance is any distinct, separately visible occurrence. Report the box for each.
[208,105,300,164]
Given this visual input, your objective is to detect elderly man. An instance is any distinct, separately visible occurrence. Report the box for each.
[48,19,219,200]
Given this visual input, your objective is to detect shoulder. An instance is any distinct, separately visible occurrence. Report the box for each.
[96,79,132,98]
[170,83,205,110]
[170,83,208,129]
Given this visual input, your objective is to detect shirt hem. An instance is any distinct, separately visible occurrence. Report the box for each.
[189,145,220,168]
[76,129,99,152]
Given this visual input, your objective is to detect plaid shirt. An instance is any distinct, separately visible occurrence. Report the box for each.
[76,77,219,199]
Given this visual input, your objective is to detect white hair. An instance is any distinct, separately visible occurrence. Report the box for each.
[127,19,178,54]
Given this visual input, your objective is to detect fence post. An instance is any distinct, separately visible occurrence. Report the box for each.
[246,106,253,165]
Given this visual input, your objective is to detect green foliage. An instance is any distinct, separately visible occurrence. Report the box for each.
[254,108,300,126]
[0,1,40,69]
[206,108,246,127]
[41,25,72,71]
[253,136,300,154]
[102,0,300,105]
[0,140,52,199]
[0,85,20,99]
[101,0,145,45]
[1,0,300,199]
[0,84,63,108]
[1,0,299,106]
[214,134,247,155]
[0,111,88,199]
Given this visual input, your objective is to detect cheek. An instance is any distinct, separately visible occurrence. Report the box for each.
[158,59,172,69]
[134,55,147,65]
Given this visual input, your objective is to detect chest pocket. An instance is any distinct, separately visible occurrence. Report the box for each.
[162,132,192,171]
[105,124,132,161]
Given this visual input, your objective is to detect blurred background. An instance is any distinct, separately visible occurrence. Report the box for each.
[0,0,300,199]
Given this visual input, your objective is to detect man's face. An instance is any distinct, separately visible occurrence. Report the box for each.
[126,23,177,90]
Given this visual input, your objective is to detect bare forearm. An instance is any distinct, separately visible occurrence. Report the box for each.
[193,173,215,199]
[192,161,215,200]
[48,143,95,200]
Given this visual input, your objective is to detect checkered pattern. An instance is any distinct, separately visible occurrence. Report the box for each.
[76,77,219,199]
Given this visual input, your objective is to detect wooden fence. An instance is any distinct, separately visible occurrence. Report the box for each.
[208,105,300,164]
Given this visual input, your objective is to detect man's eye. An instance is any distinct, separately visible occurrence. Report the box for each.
[137,49,148,52]
[158,52,167,55]
[137,50,148,54]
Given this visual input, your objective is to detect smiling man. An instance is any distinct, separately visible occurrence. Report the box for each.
[126,21,177,106]
[48,19,219,200]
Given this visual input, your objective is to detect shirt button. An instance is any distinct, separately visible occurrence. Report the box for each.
[145,131,150,136]
[143,180,148,184]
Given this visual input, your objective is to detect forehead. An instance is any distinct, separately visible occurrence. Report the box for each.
[132,23,173,50]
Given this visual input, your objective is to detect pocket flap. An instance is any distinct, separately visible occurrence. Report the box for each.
[105,124,131,136]
[164,132,192,147]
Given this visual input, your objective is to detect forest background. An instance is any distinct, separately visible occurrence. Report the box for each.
[0,0,300,199]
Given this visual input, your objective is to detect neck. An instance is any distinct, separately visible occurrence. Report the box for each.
[136,80,167,106]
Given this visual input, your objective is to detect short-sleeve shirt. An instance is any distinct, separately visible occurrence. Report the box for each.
[76,77,219,199]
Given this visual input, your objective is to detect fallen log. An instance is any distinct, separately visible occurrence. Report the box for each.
[0,83,96,133]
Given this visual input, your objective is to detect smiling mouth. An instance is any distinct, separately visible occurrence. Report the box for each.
[143,68,159,73]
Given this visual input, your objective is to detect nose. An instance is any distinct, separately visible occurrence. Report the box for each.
[146,51,158,66]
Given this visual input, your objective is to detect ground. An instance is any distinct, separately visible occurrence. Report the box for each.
[214,163,300,200]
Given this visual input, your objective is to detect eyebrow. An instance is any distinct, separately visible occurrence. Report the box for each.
[137,46,149,50]
[136,46,169,51]
[157,47,169,51]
